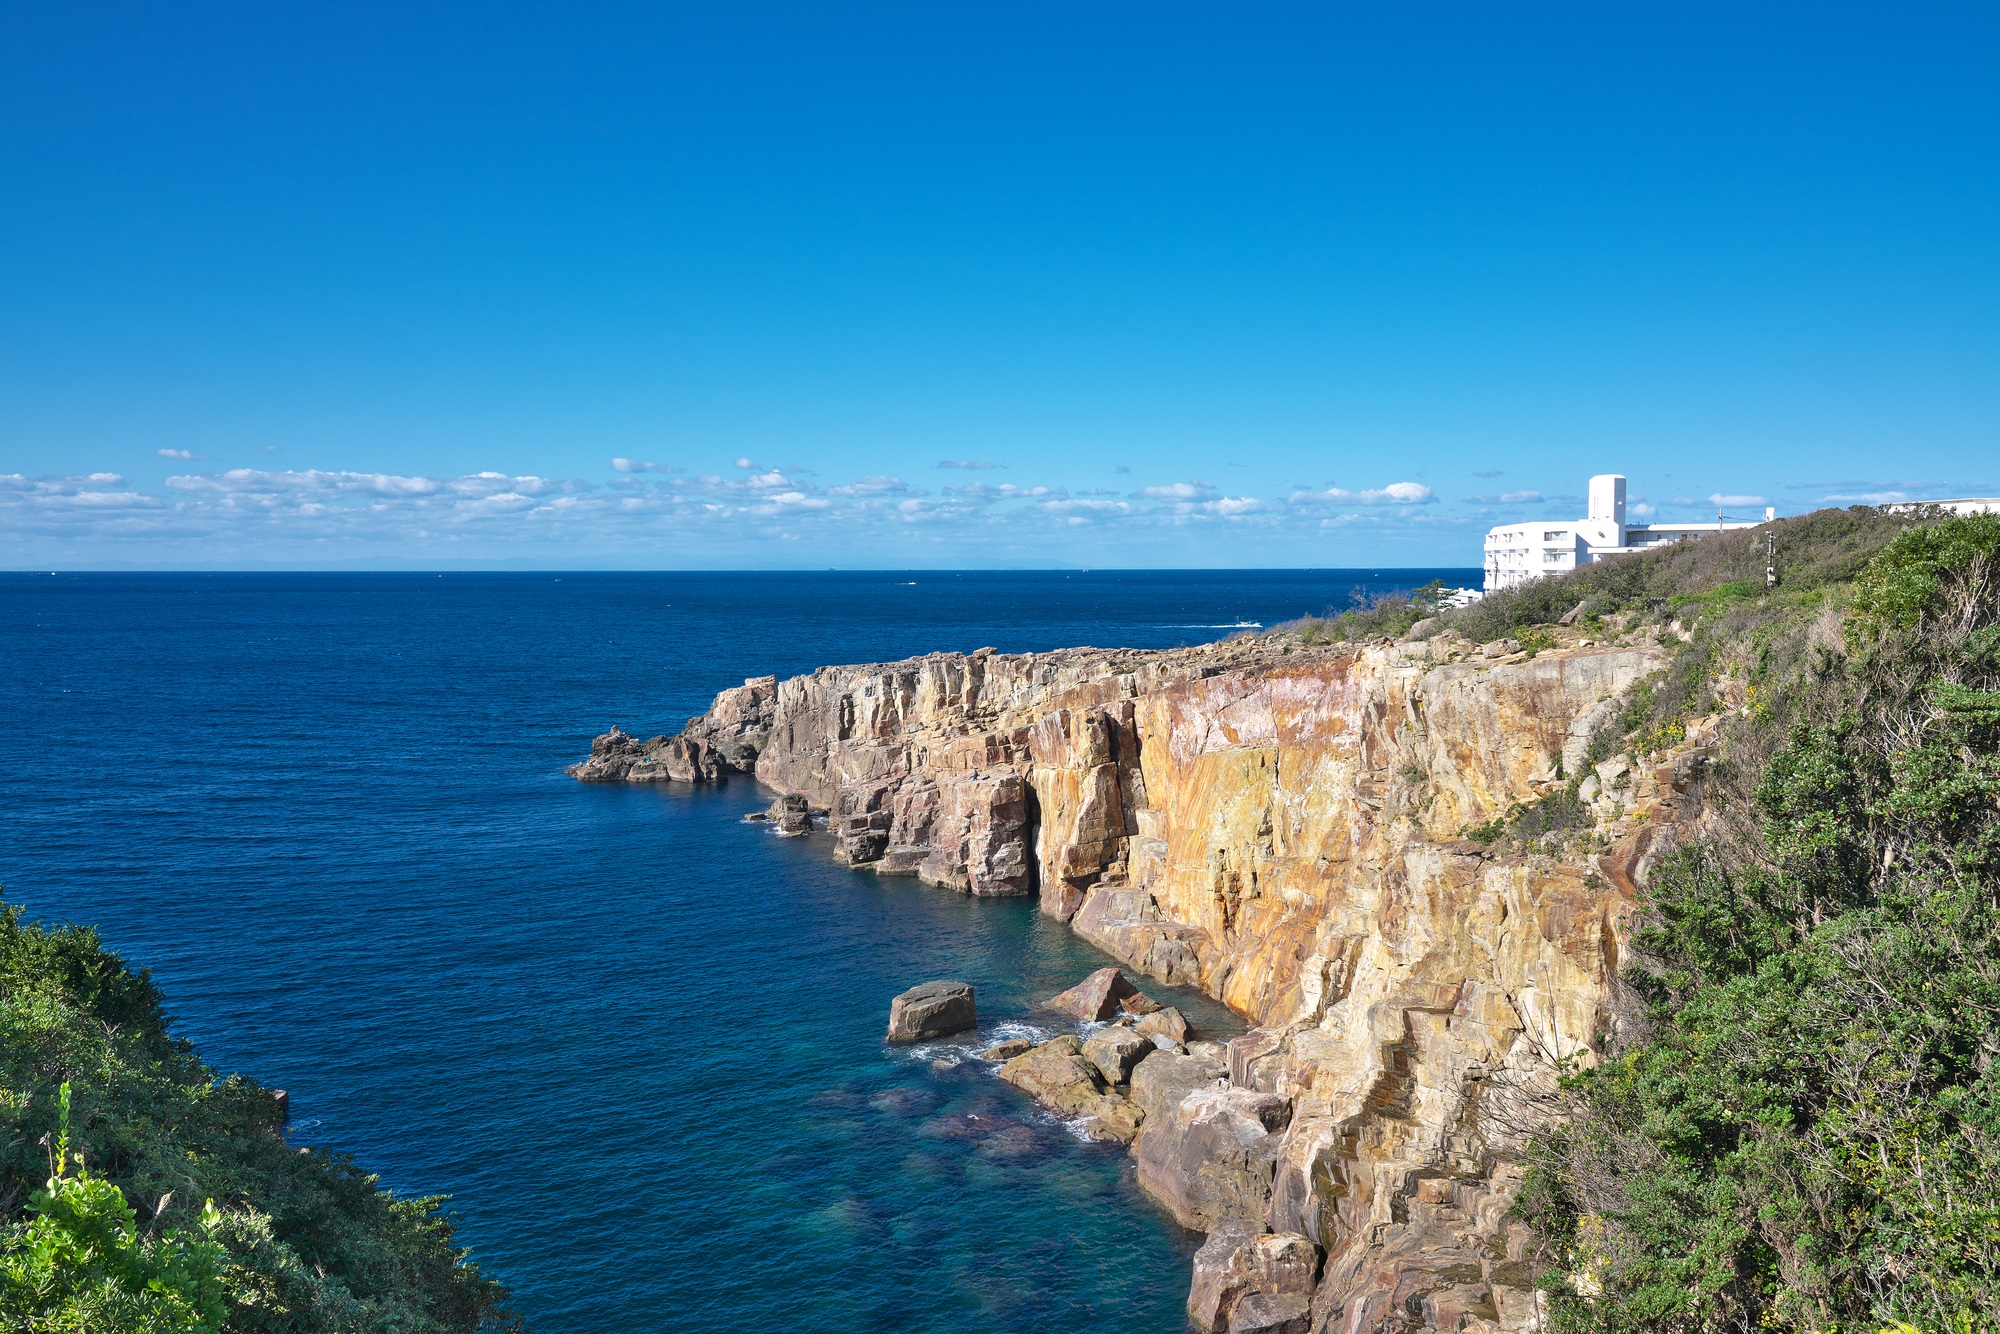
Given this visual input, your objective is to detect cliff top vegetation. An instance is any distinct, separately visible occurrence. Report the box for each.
[1372,508,2000,1334]
[1264,504,1925,648]
[0,899,520,1333]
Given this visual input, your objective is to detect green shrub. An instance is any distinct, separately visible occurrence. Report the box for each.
[1516,513,2000,1334]
[0,902,519,1333]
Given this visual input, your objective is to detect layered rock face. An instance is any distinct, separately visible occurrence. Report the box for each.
[582,633,1693,1331]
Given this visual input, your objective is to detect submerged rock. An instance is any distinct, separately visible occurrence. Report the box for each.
[886,980,977,1043]
[1042,966,1137,1021]
[917,1113,994,1141]
[975,1121,1048,1164]
[866,1087,938,1117]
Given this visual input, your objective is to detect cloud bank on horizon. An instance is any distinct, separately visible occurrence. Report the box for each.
[7,461,1983,568]
[1,463,1432,565]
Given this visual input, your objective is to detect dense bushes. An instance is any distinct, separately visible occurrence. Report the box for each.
[1516,515,2000,1333]
[0,903,519,1333]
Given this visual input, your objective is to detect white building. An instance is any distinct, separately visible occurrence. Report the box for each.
[1885,497,2000,516]
[1483,475,1772,593]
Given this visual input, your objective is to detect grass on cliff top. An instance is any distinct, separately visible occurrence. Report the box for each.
[0,896,520,1333]
[1261,504,1925,647]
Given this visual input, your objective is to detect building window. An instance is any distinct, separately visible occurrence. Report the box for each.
[1543,530,1565,540]
[1544,551,1564,564]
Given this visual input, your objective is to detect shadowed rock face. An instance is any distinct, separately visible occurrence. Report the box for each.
[585,632,1704,1329]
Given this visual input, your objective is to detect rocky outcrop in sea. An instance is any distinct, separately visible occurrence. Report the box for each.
[575,627,1718,1331]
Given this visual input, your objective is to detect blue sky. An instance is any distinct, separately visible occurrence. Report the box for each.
[3,2,1995,568]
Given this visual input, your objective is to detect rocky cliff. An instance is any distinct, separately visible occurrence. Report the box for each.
[575,629,1705,1332]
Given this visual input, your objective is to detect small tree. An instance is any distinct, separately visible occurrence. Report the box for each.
[0,1084,231,1333]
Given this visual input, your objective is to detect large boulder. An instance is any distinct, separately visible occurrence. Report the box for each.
[1137,1085,1292,1231]
[1187,1220,1321,1333]
[1134,1005,1190,1046]
[1082,1027,1151,1086]
[998,1036,1145,1144]
[567,726,644,781]
[1042,966,1138,1021]
[885,981,976,1043]
[1227,1291,1312,1334]
[767,793,812,834]
[998,1035,1098,1109]
[1070,885,1209,986]
[1129,1049,1227,1125]
[568,728,730,783]
[1080,1096,1144,1144]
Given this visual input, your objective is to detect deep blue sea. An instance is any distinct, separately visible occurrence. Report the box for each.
[0,569,1475,1333]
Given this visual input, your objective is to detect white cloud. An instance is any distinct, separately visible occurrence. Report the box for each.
[1630,502,1657,517]
[1040,498,1132,516]
[937,460,1002,470]
[611,457,677,474]
[1472,469,1503,478]
[1709,493,1768,507]
[1134,481,1217,501]
[1466,490,1541,505]
[0,473,158,513]
[1821,490,1908,504]
[946,482,1063,503]
[168,468,446,497]
[826,476,920,497]
[0,459,1461,563]
[734,458,757,469]
[157,448,204,461]
[1289,481,1435,507]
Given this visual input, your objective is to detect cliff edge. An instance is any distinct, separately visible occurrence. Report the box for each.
[576,627,1707,1332]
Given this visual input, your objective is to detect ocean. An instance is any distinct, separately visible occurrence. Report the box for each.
[0,568,1476,1332]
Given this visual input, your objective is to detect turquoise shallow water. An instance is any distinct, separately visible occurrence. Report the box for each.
[0,569,1473,1332]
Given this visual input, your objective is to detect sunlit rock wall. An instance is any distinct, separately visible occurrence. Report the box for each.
[609,632,1685,1331]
